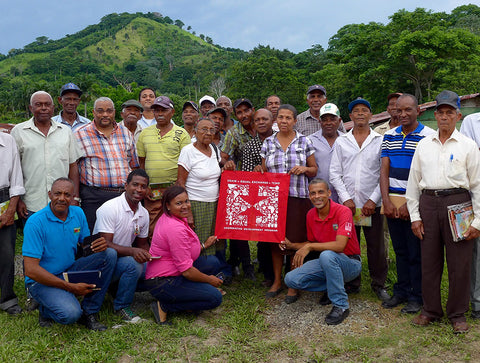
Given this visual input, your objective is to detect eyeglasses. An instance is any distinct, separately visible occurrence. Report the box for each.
[95,108,115,114]
[198,128,216,134]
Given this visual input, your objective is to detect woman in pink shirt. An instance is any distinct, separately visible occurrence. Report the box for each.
[145,186,223,324]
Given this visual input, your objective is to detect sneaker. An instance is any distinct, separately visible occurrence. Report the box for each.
[5,304,23,316]
[39,314,53,328]
[115,307,141,323]
[400,301,422,314]
[78,313,107,331]
[319,292,332,306]
[244,269,257,281]
[373,288,391,302]
[325,306,350,325]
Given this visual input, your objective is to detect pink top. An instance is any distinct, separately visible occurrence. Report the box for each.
[145,213,201,279]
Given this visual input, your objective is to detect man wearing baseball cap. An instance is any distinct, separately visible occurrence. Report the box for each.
[182,101,199,139]
[295,85,346,136]
[330,97,389,302]
[136,96,191,236]
[220,97,257,281]
[199,95,216,117]
[53,82,91,131]
[119,99,143,144]
[310,103,343,204]
[407,90,480,333]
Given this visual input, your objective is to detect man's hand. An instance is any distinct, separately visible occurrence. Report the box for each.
[279,238,294,251]
[361,199,376,217]
[343,199,356,215]
[16,199,28,219]
[91,237,108,253]
[68,282,97,296]
[208,275,223,287]
[411,221,424,240]
[464,226,480,241]
[0,209,15,229]
[223,160,236,171]
[398,203,410,220]
[382,199,398,219]
[292,245,310,268]
[133,247,151,263]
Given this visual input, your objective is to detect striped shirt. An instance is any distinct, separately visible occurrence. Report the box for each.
[381,123,435,194]
[260,131,315,198]
[75,122,139,188]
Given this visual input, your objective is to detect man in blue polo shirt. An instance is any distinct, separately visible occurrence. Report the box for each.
[23,178,116,330]
[380,94,435,313]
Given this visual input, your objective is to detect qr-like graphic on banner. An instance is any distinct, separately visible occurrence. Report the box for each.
[225,183,279,228]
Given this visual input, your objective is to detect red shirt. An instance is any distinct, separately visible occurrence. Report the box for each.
[306,200,360,256]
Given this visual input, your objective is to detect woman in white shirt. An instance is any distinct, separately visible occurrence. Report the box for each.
[177,118,231,280]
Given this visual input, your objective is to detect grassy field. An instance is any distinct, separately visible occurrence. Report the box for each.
[3,235,480,362]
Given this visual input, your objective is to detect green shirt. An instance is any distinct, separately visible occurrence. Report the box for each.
[137,124,191,184]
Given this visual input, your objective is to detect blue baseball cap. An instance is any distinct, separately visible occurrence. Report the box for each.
[348,98,371,113]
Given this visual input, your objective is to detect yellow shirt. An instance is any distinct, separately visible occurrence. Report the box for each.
[136,124,191,184]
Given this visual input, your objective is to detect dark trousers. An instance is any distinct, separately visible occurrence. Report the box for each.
[0,224,18,310]
[353,207,387,290]
[228,240,252,273]
[419,191,474,323]
[80,184,122,233]
[257,242,274,281]
[387,217,422,303]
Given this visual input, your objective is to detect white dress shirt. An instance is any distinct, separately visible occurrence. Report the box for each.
[329,129,382,206]
[406,129,480,230]
[459,112,480,148]
[0,132,25,198]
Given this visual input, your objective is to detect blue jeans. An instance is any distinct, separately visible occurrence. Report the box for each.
[284,250,361,309]
[387,217,422,303]
[147,255,223,312]
[28,248,117,324]
[112,256,144,311]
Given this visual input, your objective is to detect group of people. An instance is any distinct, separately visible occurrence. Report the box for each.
[1,81,480,333]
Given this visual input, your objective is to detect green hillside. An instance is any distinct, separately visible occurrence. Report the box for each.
[1,6,480,124]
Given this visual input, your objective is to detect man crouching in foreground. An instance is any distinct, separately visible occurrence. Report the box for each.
[284,179,362,325]
[23,178,116,330]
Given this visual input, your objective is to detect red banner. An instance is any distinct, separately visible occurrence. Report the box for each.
[215,171,290,243]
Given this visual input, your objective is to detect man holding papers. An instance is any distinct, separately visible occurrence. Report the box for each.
[23,178,116,330]
[406,90,480,333]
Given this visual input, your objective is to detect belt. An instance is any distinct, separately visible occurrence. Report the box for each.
[150,182,175,189]
[81,184,124,193]
[348,254,361,261]
[0,187,9,203]
[422,188,467,197]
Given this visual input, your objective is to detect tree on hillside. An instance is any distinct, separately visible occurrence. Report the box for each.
[210,77,226,98]
[174,19,184,29]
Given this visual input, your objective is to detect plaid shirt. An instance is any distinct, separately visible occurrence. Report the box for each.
[220,122,255,169]
[260,132,315,198]
[75,122,139,187]
[294,109,321,136]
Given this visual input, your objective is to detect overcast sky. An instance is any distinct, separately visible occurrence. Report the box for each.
[0,0,468,55]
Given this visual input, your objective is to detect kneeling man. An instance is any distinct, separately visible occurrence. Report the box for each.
[284,179,361,325]
[23,178,116,330]
[93,169,151,322]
